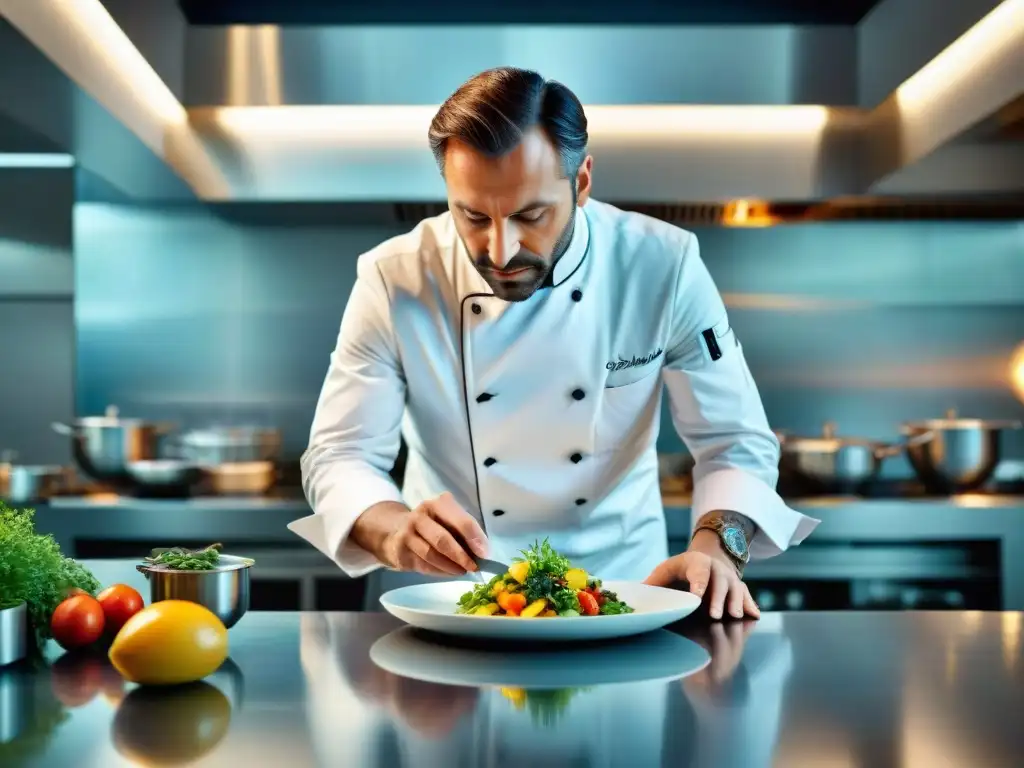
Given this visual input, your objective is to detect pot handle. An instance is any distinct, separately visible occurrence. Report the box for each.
[51,422,74,436]
[135,564,152,578]
[874,430,935,458]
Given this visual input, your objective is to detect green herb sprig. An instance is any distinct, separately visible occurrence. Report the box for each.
[0,503,101,649]
[144,543,223,570]
[513,538,571,579]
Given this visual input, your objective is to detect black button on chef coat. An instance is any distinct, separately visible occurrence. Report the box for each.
[570,452,583,464]
[483,457,497,467]
[575,498,587,506]
[492,509,505,517]
[471,303,481,314]
[571,288,583,302]
[476,392,494,403]
[572,388,585,401]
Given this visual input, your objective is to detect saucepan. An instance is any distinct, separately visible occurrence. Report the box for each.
[779,422,934,495]
[52,405,174,487]
[0,451,70,503]
[901,409,1022,493]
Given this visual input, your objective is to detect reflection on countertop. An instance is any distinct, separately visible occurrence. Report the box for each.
[1,611,1022,767]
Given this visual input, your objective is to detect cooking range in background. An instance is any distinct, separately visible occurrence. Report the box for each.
[1,405,285,502]
[660,408,1024,499]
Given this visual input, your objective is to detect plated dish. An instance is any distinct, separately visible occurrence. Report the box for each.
[456,540,634,618]
[379,541,700,641]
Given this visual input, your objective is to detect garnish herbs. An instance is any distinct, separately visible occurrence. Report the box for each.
[0,503,100,648]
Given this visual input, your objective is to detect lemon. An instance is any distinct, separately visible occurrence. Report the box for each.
[109,600,228,686]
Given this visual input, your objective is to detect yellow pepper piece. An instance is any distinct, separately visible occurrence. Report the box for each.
[474,603,500,616]
[520,599,548,618]
[491,581,506,596]
[565,568,588,591]
[508,561,529,584]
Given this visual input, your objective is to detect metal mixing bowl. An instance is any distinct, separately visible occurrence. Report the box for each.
[136,555,252,629]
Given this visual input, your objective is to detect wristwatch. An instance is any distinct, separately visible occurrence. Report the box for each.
[692,513,751,575]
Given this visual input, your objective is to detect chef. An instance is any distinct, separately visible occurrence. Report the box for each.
[289,66,820,620]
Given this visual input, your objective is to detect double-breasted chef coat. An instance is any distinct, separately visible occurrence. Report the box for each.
[289,199,820,581]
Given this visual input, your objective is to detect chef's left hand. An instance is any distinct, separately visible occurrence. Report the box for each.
[644,529,760,620]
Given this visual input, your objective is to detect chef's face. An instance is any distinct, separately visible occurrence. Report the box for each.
[444,127,592,302]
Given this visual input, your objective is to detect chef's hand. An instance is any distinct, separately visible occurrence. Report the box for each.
[644,530,760,620]
[351,493,489,576]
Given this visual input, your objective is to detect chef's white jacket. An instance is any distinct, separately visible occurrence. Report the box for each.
[289,199,819,579]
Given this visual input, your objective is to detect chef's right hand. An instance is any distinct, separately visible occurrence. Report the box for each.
[354,493,489,576]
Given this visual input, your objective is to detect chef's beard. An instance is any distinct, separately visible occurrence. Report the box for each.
[466,207,577,303]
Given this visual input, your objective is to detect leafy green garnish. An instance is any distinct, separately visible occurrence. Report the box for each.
[0,503,101,649]
[523,572,579,614]
[144,543,222,570]
[512,538,571,579]
[598,589,634,615]
[455,573,503,614]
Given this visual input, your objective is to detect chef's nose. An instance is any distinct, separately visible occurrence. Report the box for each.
[488,223,519,269]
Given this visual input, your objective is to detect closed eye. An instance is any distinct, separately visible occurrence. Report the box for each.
[515,210,547,224]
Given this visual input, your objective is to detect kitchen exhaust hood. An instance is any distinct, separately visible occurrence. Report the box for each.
[2,0,1022,205]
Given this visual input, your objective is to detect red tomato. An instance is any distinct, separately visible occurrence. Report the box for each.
[577,590,600,616]
[51,594,105,650]
[96,584,145,634]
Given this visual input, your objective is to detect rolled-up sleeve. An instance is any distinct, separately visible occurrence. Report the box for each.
[661,233,819,558]
[288,256,406,577]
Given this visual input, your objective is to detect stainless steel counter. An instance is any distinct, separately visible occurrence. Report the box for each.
[2,609,1022,767]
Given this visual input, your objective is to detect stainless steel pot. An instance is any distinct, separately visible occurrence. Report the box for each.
[52,405,173,485]
[136,555,252,629]
[779,422,933,495]
[4,464,68,503]
[901,409,1023,493]
[175,427,281,465]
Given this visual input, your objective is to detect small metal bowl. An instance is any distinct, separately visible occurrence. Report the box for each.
[136,555,253,629]
[0,602,28,668]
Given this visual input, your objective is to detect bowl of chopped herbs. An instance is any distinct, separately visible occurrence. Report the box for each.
[136,543,254,628]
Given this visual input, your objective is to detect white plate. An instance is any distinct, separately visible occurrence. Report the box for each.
[369,625,710,689]
[378,580,701,642]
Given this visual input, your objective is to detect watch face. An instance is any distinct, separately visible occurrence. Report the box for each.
[722,527,748,559]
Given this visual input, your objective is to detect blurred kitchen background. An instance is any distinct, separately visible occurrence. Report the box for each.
[1,0,1023,613]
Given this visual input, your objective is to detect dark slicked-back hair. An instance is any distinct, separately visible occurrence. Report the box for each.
[428,67,589,180]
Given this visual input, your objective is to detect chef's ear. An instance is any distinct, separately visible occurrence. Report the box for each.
[574,155,594,206]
